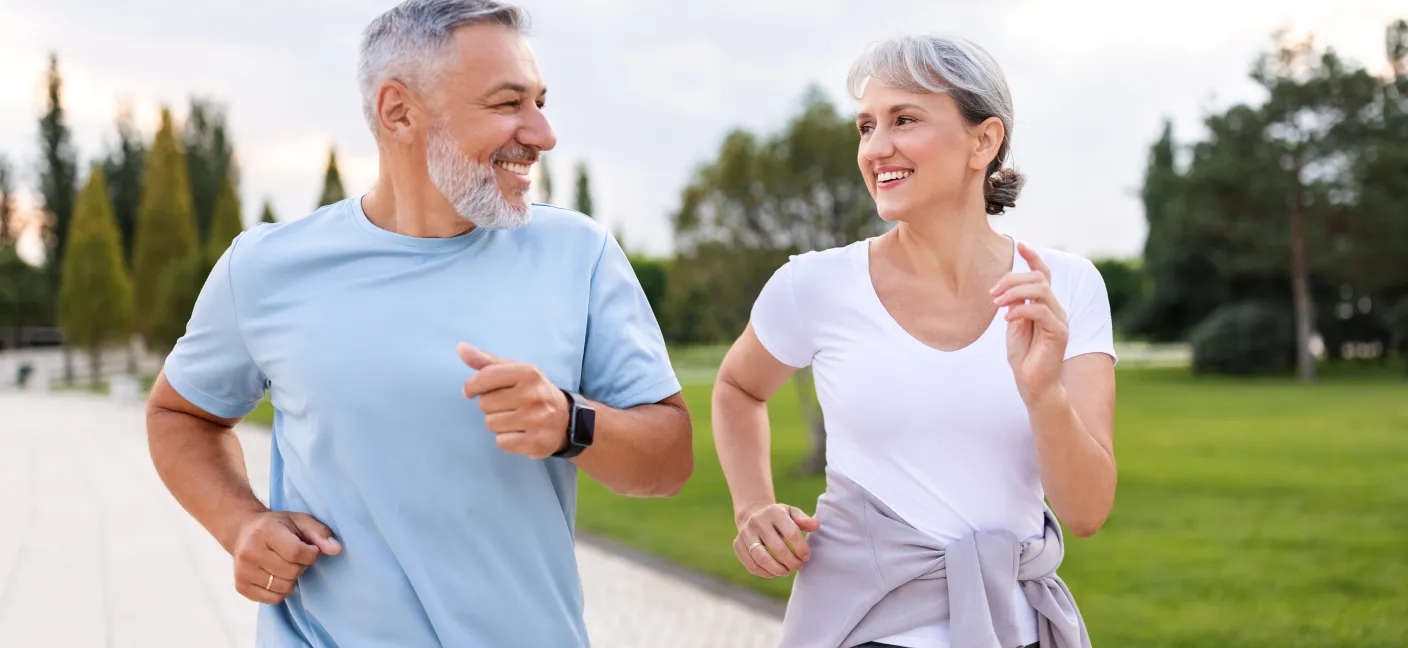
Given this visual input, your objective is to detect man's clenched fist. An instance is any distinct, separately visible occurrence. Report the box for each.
[458,342,571,460]
[230,511,341,604]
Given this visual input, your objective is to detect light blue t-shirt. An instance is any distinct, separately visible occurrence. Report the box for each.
[163,196,681,647]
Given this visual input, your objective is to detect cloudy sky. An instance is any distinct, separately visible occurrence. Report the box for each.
[2,0,1403,263]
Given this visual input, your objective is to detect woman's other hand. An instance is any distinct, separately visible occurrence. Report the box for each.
[733,503,820,578]
[993,242,1069,408]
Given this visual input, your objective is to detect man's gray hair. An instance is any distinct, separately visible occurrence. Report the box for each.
[847,35,1025,215]
[357,0,527,137]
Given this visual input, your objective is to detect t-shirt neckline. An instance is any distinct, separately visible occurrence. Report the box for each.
[349,193,488,251]
[856,233,1024,355]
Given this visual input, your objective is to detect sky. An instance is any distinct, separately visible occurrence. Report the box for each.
[1,0,1404,265]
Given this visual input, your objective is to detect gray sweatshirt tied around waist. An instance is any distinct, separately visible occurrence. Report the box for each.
[778,469,1093,648]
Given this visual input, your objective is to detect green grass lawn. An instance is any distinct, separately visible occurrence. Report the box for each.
[577,363,1408,648]
[240,358,1408,646]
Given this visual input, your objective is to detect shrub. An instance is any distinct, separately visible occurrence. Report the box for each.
[1189,301,1295,375]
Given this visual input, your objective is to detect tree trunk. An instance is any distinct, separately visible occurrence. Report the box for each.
[1289,187,1317,383]
[795,367,827,475]
[89,344,102,390]
[125,333,138,375]
[62,343,75,384]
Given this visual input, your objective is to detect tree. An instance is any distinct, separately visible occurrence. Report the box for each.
[101,106,147,263]
[672,85,883,474]
[0,248,48,351]
[132,108,199,348]
[573,161,593,217]
[0,154,13,248]
[57,166,133,388]
[318,147,346,207]
[539,153,554,203]
[38,53,80,383]
[206,174,243,260]
[38,53,79,272]
[184,97,236,241]
[260,200,278,224]
[1247,31,1380,382]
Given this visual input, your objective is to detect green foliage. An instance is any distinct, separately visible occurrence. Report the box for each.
[667,85,881,344]
[260,200,278,224]
[0,248,49,346]
[573,161,593,217]
[318,147,346,208]
[0,154,14,247]
[147,252,214,356]
[1386,297,1408,373]
[206,173,243,260]
[539,153,553,203]
[627,254,668,329]
[100,108,146,263]
[132,108,199,339]
[1189,301,1295,375]
[57,166,133,383]
[1091,258,1145,328]
[38,53,79,274]
[184,97,236,240]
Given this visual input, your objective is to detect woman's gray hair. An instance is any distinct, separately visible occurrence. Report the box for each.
[847,35,1025,215]
[358,0,527,138]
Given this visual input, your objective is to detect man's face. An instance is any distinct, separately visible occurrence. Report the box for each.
[423,24,556,228]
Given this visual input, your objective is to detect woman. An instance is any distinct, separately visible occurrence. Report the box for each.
[712,35,1116,648]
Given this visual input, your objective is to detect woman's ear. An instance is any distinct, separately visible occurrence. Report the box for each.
[970,116,1006,172]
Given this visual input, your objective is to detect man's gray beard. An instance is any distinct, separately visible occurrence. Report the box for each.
[425,125,531,230]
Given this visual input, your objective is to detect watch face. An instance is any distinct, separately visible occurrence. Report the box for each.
[573,407,595,446]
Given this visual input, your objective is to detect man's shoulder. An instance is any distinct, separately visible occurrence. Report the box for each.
[519,202,609,241]
[494,203,615,263]
[229,200,351,256]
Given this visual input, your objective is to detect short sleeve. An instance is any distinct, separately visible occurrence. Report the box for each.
[579,234,682,409]
[162,237,269,419]
[1063,260,1119,364]
[749,259,816,368]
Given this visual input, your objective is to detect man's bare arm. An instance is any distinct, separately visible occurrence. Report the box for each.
[146,372,340,605]
[145,371,266,552]
[570,393,693,498]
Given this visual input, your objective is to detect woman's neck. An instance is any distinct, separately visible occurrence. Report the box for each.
[884,202,1012,294]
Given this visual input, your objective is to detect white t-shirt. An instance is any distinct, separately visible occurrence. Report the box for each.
[750,236,1117,648]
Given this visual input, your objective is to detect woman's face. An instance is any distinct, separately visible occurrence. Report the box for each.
[854,80,1001,222]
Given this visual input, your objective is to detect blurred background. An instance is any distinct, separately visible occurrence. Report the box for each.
[1,1,1405,647]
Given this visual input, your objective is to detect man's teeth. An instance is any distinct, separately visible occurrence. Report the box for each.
[496,161,532,175]
[878,170,913,183]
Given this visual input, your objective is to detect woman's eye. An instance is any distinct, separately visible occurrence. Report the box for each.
[858,123,873,134]
[896,116,915,126]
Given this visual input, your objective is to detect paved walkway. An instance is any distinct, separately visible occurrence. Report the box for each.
[0,391,782,647]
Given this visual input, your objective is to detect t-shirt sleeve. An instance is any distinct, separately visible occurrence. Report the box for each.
[162,236,269,419]
[579,234,682,409]
[1063,259,1119,364]
[749,259,817,368]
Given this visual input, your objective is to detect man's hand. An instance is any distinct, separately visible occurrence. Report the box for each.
[459,342,572,460]
[230,511,341,605]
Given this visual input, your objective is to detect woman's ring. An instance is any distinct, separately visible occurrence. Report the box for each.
[266,574,274,591]
[748,542,764,553]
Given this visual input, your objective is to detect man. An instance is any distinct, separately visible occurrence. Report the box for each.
[145,1,693,645]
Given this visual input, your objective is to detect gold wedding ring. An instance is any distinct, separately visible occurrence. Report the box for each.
[748,542,764,553]
[266,574,275,591]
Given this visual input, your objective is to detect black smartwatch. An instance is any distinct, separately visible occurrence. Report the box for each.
[552,389,595,459]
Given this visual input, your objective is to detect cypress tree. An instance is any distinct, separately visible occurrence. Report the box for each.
[131,108,198,342]
[318,147,346,207]
[58,166,133,387]
[260,199,278,224]
[206,173,243,260]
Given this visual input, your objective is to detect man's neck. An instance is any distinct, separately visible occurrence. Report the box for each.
[361,168,474,239]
